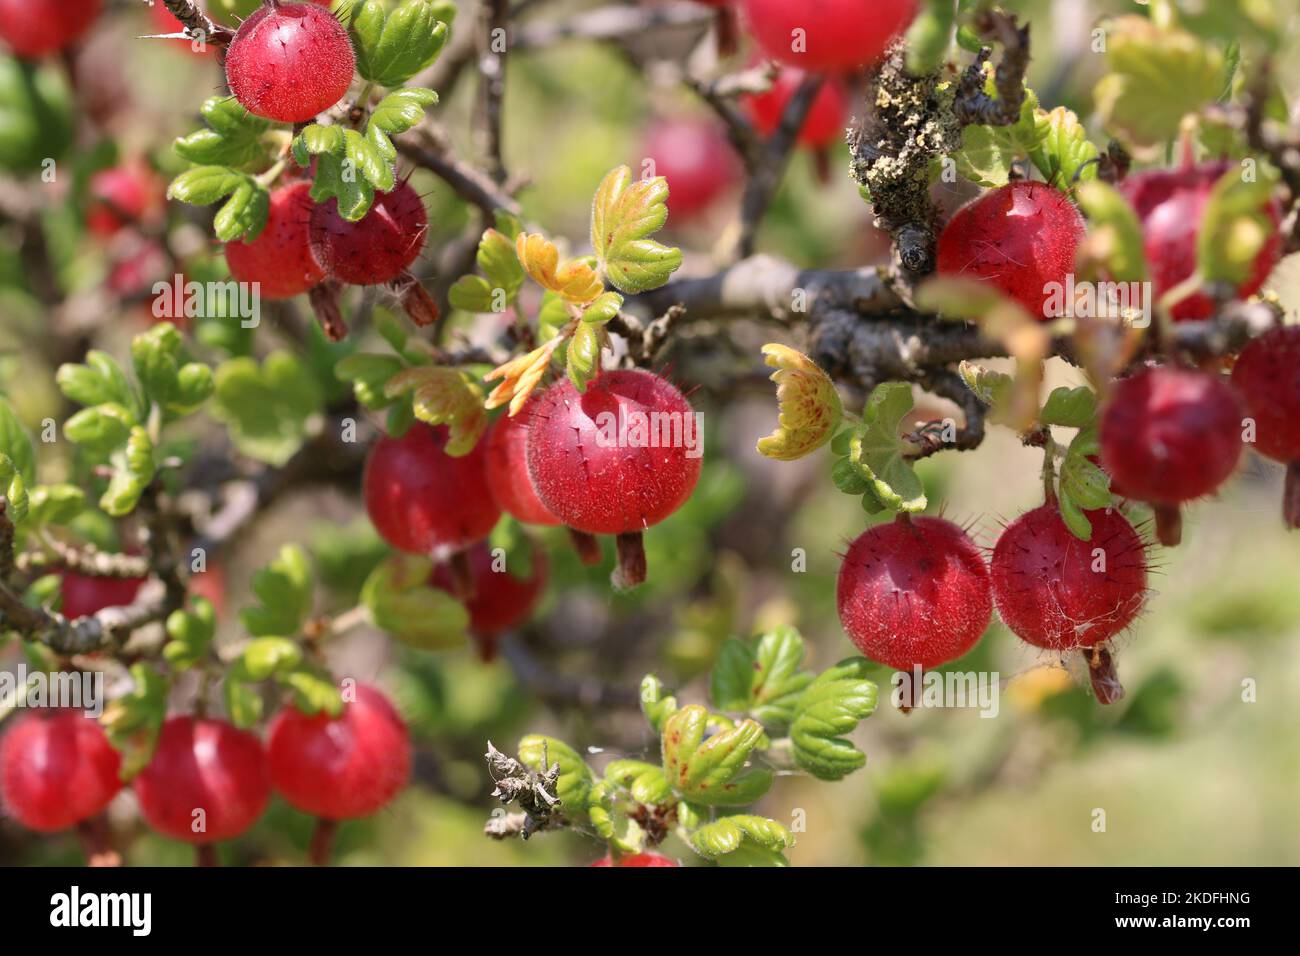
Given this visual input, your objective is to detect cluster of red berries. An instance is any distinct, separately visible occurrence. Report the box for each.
[0,684,410,857]
[364,368,702,641]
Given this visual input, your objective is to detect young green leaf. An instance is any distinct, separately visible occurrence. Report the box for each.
[689,814,795,860]
[640,674,678,733]
[0,398,35,486]
[350,0,451,88]
[360,555,470,650]
[240,544,314,638]
[211,352,324,466]
[590,166,683,294]
[661,705,772,806]
[846,382,926,514]
[789,657,878,781]
[604,760,673,806]
[709,626,815,733]
[518,735,594,823]
[163,597,217,671]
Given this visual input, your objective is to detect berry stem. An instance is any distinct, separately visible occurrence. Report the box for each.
[1285,462,1300,530]
[567,528,602,566]
[1040,434,1059,503]
[1084,646,1126,705]
[310,817,339,866]
[446,549,475,600]
[195,844,219,867]
[612,532,647,590]
[75,816,121,868]
[1153,503,1183,547]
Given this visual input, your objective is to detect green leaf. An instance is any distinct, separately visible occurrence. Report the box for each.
[212,177,270,242]
[580,291,624,325]
[336,353,405,409]
[240,544,314,638]
[383,366,487,456]
[174,96,272,168]
[640,674,678,733]
[163,597,217,671]
[350,0,451,88]
[369,87,440,135]
[566,322,603,392]
[1074,180,1148,284]
[690,814,795,860]
[167,165,246,205]
[0,398,35,486]
[905,0,956,75]
[100,427,156,517]
[789,657,878,781]
[56,352,141,418]
[954,79,1044,188]
[63,404,135,457]
[590,166,683,293]
[518,735,594,823]
[1040,386,1097,428]
[131,322,182,408]
[1092,15,1224,156]
[1059,451,1111,511]
[661,705,772,806]
[0,455,28,528]
[448,275,496,313]
[24,484,84,528]
[277,669,343,717]
[1197,163,1281,287]
[709,626,815,733]
[1027,106,1100,189]
[240,636,304,681]
[587,780,645,854]
[344,127,394,194]
[604,760,673,806]
[100,663,168,781]
[360,555,469,650]
[847,382,926,514]
[223,678,264,729]
[477,228,525,302]
[211,352,324,466]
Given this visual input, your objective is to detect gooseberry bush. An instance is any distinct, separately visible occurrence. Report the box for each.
[0,0,1297,869]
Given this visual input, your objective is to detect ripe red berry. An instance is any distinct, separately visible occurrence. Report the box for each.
[430,541,548,660]
[642,118,740,220]
[0,710,121,832]
[741,68,850,149]
[309,181,428,286]
[739,0,915,72]
[485,399,561,527]
[526,369,702,587]
[0,0,101,59]
[224,1,355,124]
[133,716,271,844]
[1231,326,1300,528]
[991,503,1148,652]
[86,164,161,238]
[364,423,502,557]
[266,683,411,820]
[1121,160,1282,321]
[60,570,146,620]
[590,852,680,867]
[1099,366,1243,543]
[225,180,326,299]
[836,515,992,671]
[936,181,1086,320]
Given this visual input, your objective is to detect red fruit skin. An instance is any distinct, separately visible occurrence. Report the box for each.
[836,516,992,670]
[364,423,502,556]
[266,684,411,820]
[225,181,326,300]
[526,370,703,536]
[590,852,680,867]
[188,564,228,618]
[225,2,355,123]
[133,717,270,843]
[61,571,146,620]
[742,68,850,149]
[739,0,916,72]
[991,504,1148,651]
[0,0,101,59]
[1121,161,1282,322]
[1232,327,1300,465]
[1100,366,1244,505]
[936,181,1086,320]
[485,400,562,527]
[86,166,159,238]
[429,542,548,657]
[643,118,740,219]
[309,182,428,286]
[1,711,121,832]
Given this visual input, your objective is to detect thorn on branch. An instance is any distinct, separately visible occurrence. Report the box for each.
[954,12,1031,127]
